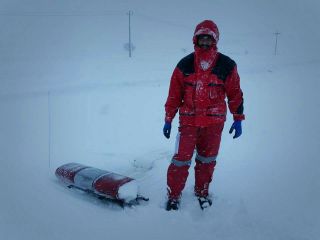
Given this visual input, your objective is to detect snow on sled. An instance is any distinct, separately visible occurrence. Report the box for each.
[55,163,149,207]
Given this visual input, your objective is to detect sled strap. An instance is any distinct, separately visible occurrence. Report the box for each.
[171,159,192,167]
[195,154,217,163]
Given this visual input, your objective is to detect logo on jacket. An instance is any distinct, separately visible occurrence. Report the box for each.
[200,60,212,71]
[196,80,204,93]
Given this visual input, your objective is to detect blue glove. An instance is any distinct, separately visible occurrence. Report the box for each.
[229,120,242,139]
[163,122,172,139]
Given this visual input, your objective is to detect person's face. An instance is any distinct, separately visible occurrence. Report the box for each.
[197,34,214,50]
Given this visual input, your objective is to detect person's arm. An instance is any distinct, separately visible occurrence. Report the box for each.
[224,65,245,121]
[164,67,184,123]
[225,65,245,139]
[163,67,184,139]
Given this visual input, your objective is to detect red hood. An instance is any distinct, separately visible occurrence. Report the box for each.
[193,20,220,71]
[193,20,219,45]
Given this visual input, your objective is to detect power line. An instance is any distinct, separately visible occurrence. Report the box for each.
[0,10,125,17]
[134,12,192,30]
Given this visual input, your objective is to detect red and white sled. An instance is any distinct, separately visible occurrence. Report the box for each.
[55,163,148,206]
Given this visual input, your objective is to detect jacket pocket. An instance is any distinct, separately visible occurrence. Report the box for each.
[206,102,227,117]
[208,82,225,102]
[183,81,196,108]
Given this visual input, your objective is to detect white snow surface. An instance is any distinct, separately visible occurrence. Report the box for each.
[118,180,138,202]
[0,0,320,240]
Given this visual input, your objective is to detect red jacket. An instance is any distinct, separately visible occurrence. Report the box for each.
[165,20,245,127]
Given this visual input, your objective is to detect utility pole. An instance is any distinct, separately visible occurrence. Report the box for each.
[274,31,280,56]
[48,91,52,172]
[127,10,133,57]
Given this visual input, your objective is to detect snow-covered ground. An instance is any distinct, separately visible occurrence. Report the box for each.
[0,1,319,240]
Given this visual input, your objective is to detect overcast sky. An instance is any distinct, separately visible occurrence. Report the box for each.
[0,0,319,93]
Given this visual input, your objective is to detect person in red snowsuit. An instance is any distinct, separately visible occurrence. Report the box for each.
[163,20,245,210]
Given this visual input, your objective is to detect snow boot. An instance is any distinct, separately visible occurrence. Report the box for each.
[166,199,180,211]
[198,196,212,210]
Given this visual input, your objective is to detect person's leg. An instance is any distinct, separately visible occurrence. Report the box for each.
[194,123,224,197]
[167,125,198,200]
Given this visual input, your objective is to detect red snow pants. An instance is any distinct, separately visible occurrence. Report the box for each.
[167,123,224,200]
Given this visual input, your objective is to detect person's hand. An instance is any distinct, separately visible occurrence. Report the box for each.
[229,120,242,139]
[163,122,172,139]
